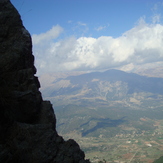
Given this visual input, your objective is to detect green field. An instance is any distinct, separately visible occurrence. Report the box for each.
[55,103,163,163]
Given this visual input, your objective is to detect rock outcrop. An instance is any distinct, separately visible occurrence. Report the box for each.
[0,0,90,162]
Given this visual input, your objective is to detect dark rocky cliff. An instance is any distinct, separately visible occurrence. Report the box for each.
[0,0,89,162]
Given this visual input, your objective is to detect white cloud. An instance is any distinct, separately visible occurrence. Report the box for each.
[71,21,89,37]
[95,24,109,31]
[152,3,159,12]
[32,25,63,45]
[32,20,163,74]
[77,21,87,26]
[151,2,163,13]
[95,25,107,31]
[152,14,161,24]
[151,2,163,24]
[68,20,73,24]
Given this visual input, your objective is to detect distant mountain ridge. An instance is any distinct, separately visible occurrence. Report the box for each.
[41,69,163,108]
[65,69,163,94]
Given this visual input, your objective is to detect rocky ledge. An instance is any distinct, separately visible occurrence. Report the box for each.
[0,0,90,162]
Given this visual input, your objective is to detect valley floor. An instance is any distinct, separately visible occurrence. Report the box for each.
[61,119,163,163]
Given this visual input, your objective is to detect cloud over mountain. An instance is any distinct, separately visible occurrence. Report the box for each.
[32,17,163,74]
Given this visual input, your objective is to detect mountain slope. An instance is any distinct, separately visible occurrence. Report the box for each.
[41,69,163,108]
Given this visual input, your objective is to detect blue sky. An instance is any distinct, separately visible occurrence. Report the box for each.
[11,0,163,74]
[11,0,159,37]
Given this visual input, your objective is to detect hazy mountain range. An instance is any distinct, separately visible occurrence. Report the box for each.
[40,68,163,109]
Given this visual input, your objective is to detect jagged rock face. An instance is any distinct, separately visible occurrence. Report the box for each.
[0,0,41,123]
[0,0,89,162]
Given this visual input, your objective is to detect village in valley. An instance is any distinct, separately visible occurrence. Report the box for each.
[59,116,163,163]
